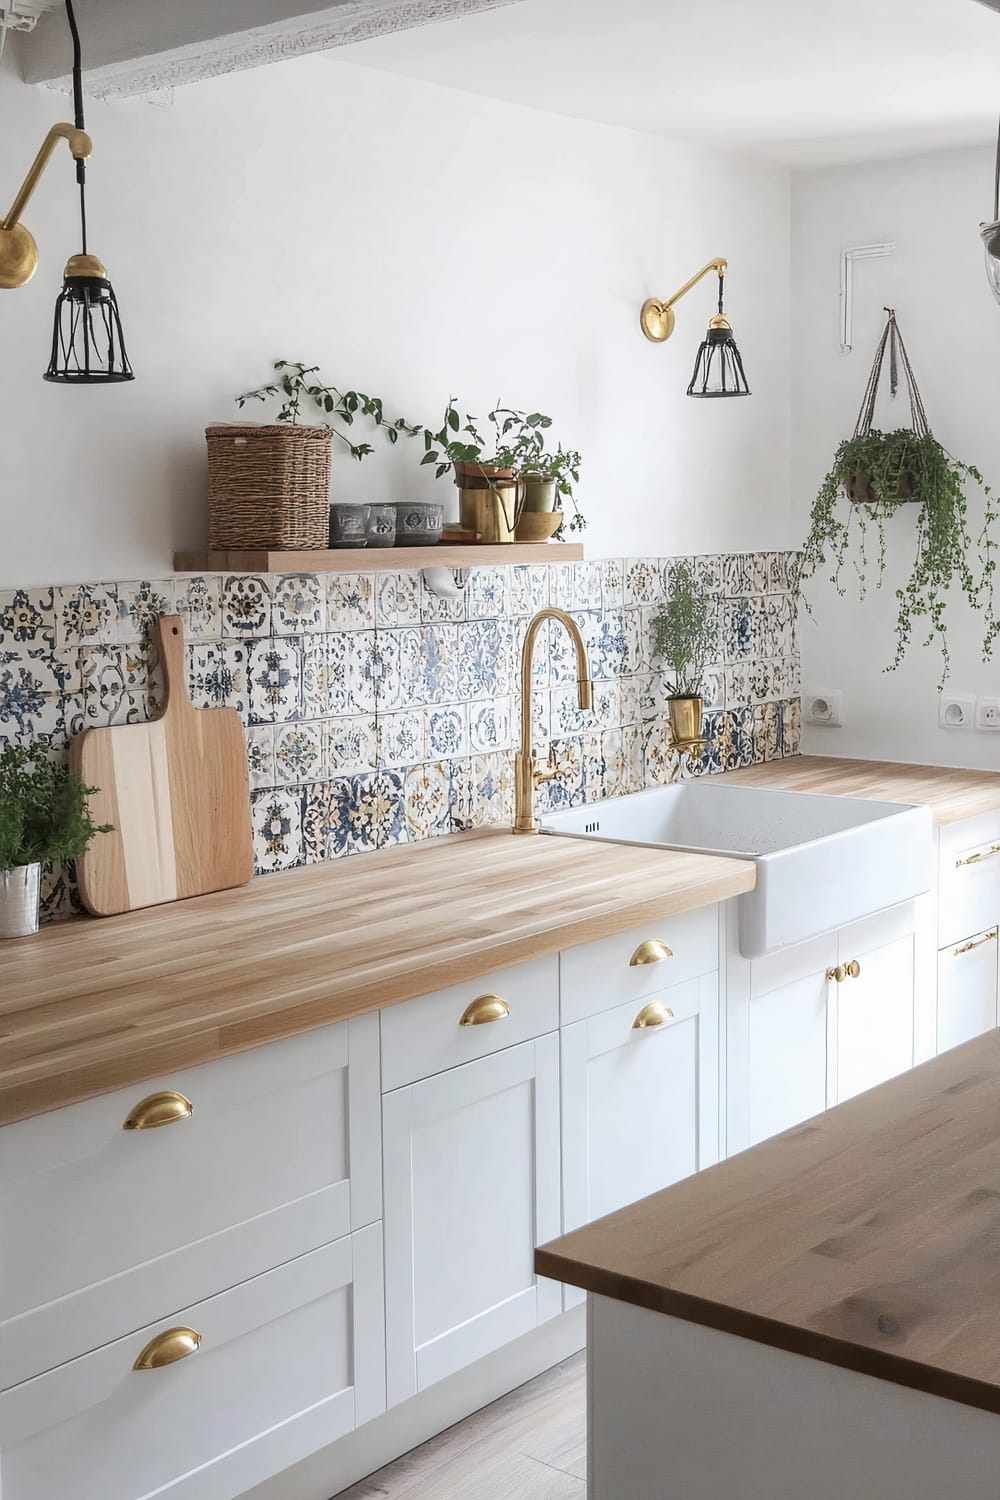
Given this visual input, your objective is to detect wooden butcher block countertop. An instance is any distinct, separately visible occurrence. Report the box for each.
[0,827,755,1128]
[537,1031,1000,1416]
[724,755,1000,825]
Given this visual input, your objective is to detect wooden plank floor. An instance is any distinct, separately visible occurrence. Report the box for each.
[336,1352,586,1499]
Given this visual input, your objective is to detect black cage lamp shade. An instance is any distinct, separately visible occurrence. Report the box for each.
[640,256,750,398]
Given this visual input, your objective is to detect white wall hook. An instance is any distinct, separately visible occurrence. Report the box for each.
[840,242,897,352]
[421,566,469,599]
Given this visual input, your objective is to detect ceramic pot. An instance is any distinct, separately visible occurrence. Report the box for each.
[328,503,370,548]
[365,503,396,547]
[391,502,444,547]
[0,863,40,939]
[667,695,704,747]
[515,510,563,543]
[521,477,558,513]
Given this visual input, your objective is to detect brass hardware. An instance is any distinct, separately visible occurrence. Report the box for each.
[954,929,999,957]
[632,1001,674,1030]
[827,965,846,983]
[513,608,592,834]
[459,994,511,1027]
[955,844,1000,869]
[123,1090,194,1131]
[0,123,92,290]
[133,1327,202,1371]
[629,939,673,967]
[666,696,706,757]
[640,257,727,343]
[846,959,862,979]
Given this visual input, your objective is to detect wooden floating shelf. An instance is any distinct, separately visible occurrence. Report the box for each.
[174,543,584,574]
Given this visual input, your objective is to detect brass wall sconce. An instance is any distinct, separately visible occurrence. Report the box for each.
[0,0,133,383]
[640,257,750,398]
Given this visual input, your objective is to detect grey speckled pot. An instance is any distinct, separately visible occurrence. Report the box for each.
[365,503,396,547]
[328,503,370,549]
[391,501,444,547]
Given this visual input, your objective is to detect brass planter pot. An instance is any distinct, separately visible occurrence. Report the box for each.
[667,695,704,748]
[454,463,525,544]
[521,477,558,513]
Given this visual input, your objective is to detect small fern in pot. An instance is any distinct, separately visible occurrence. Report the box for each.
[652,559,714,747]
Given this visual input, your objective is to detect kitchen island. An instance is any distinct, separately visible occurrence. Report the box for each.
[537,1029,1000,1499]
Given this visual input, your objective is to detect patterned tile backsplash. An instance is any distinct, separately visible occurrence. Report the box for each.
[0,553,800,922]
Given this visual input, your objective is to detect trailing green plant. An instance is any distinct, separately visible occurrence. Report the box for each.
[652,559,714,697]
[420,399,587,533]
[796,427,999,685]
[236,360,423,461]
[0,745,112,871]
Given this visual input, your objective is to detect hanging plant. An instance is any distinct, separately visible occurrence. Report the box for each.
[796,310,999,685]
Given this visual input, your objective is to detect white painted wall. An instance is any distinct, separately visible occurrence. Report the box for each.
[0,48,791,586]
[792,145,1000,769]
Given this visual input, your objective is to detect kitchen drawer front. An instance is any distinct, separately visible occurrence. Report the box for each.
[379,955,559,1092]
[0,1013,381,1386]
[937,927,1000,1054]
[0,1226,385,1500]
[560,904,719,1026]
[939,814,1000,948]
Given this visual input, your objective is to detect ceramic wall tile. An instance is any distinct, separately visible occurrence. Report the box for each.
[694,555,725,596]
[174,575,221,639]
[273,574,326,636]
[420,624,461,705]
[425,703,468,760]
[274,721,325,784]
[589,613,626,681]
[377,710,424,769]
[0,587,55,651]
[420,570,467,623]
[536,738,585,811]
[246,726,275,789]
[458,619,509,700]
[116,581,176,643]
[467,567,510,620]
[405,761,452,840]
[753,701,780,764]
[252,787,303,872]
[187,642,249,714]
[2,648,64,701]
[374,570,420,629]
[601,728,627,799]
[327,715,378,776]
[469,695,512,754]
[599,559,625,611]
[0,659,62,743]
[248,638,303,725]
[624,559,663,608]
[780,697,802,757]
[509,565,549,618]
[55,584,118,648]
[327,573,376,632]
[221,575,271,637]
[371,771,406,848]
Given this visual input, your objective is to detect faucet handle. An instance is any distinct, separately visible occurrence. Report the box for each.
[534,744,571,785]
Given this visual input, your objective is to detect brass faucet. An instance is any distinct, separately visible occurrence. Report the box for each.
[513,608,593,834]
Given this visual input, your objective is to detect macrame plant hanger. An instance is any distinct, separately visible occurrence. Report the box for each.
[853,308,929,442]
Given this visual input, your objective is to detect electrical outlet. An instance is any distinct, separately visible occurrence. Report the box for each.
[805,690,842,727]
[976,696,1000,731]
[940,695,974,730]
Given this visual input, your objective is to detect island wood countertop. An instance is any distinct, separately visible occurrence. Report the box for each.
[537,1030,1000,1416]
[0,827,755,1128]
[723,755,1000,825]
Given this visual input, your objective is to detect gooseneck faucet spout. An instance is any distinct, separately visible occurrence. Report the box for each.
[513,608,593,835]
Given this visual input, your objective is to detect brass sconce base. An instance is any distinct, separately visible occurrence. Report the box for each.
[0,224,39,290]
[640,297,676,343]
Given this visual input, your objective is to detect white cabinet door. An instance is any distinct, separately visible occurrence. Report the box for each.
[833,906,917,1105]
[741,934,835,1149]
[382,1035,561,1407]
[561,974,719,1233]
[937,928,999,1053]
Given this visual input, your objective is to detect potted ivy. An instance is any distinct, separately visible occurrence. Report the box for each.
[652,559,714,747]
[797,314,998,685]
[0,745,112,938]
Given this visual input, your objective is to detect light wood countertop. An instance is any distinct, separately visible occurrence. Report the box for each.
[723,755,1000,825]
[0,828,754,1127]
[537,1031,1000,1416]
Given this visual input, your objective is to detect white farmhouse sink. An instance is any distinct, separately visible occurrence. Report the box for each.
[539,782,933,958]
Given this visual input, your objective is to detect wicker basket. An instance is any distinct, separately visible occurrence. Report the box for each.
[205,424,332,550]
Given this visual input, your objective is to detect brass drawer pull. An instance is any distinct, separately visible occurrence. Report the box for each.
[459,994,510,1027]
[123,1090,193,1131]
[133,1327,202,1371]
[632,1001,674,1030]
[954,929,999,957]
[956,845,1000,869]
[629,939,673,968]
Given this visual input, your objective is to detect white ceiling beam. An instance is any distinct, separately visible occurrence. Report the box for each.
[20,0,525,97]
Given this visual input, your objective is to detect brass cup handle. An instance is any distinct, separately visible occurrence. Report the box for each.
[123,1090,194,1131]
[133,1326,202,1371]
[459,994,510,1027]
[954,929,999,957]
[629,940,674,968]
[632,1001,675,1030]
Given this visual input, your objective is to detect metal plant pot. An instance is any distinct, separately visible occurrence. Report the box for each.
[667,695,704,748]
[0,863,40,939]
[521,477,558,513]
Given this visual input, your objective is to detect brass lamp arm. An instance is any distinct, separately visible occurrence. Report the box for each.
[3,122,92,232]
[640,256,727,344]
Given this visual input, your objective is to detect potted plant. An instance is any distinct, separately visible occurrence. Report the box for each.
[652,559,714,747]
[0,745,112,938]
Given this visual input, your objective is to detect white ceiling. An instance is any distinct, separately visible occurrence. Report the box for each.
[339,0,1000,167]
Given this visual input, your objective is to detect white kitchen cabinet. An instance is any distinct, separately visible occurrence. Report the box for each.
[382,1034,562,1408]
[937,927,999,1052]
[743,936,833,1149]
[561,973,720,1233]
[832,905,920,1105]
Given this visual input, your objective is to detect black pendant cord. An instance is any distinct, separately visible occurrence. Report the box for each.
[717,274,725,316]
[64,0,87,254]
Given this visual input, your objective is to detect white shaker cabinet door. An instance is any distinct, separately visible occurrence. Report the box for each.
[382,1034,561,1408]
[937,927,999,1054]
[833,906,918,1105]
[561,973,720,1235]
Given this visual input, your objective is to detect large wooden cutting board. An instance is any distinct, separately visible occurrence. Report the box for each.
[70,615,255,916]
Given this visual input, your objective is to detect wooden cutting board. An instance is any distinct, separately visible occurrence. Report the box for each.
[70,614,255,916]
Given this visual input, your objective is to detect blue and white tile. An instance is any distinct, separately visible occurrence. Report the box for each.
[273,573,325,635]
[570,561,604,612]
[424,703,468,760]
[64,684,148,734]
[535,738,585,811]
[509,564,549,618]
[780,698,802,758]
[723,553,756,598]
[187,641,249,713]
[55,583,117,648]
[458,619,508,700]
[722,598,759,663]
[246,725,275,789]
[405,761,452,840]
[274,720,325,784]
[694,555,725,595]
[547,614,594,685]
[115,580,175,643]
[221,575,271,637]
[1,647,65,700]
[621,724,644,793]
[469,696,512,754]
[772,657,801,699]
[644,720,681,787]
[512,617,549,690]
[512,686,550,751]
[624,558,663,608]
[620,610,644,676]
[374,570,421,629]
[598,558,625,611]
[377,710,424,769]
[420,569,467,623]
[589,613,626,681]
[327,715,378,776]
[371,771,406,849]
[174,575,221,639]
[724,661,752,710]
[753,702,780,764]
[600,728,626,799]
[301,633,354,719]
[700,665,725,713]
[302,782,346,864]
[327,573,375,632]
[550,684,590,739]
[0,587,55,650]
[467,566,510,620]
[252,787,303,872]
[452,752,514,828]
[247,637,303,724]
[0,658,62,741]
[582,730,607,802]
[419,625,462,705]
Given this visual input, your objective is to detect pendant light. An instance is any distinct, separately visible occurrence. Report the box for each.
[981,115,1000,307]
[0,0,133,383]
[640,257,750,398]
